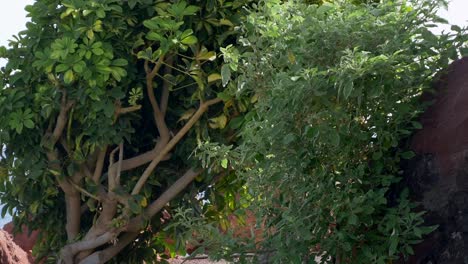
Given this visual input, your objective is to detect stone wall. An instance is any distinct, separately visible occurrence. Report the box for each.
[403,57,468,263]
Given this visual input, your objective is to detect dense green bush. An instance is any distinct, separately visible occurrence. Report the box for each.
[222,0,468,263]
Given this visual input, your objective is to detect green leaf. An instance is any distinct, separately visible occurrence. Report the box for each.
[198,51,216,61]
[401,151,415,160]
[372,151,383,160]
[128,198,142,214]
[64,69,75,84]
[143,20,160,30]
[128,0,137,9]
[451,25,462,32]
[208,115,227,129]
[217,91,231,101]
[329,130,340,147]
[219,18,234,27]
[180,35,197,45]
[348,214,358,226]
[208,73,222,83]
[180,29,193,40]
[55,64,69,73]
[389,235,399,256]
[283,133,296,145]
[147,32,165,41]
[342,81,354,99]
[112,59,128,67]
[411,121,422,129]
[221,64,231,87]
[87,29,95,40]
[183,5,199,16]
[73,63,84,73]
[1,205,8,218]
[221,159,228,169]
[23,119,34,129]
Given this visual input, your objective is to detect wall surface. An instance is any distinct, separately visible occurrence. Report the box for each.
[404,57,468,263]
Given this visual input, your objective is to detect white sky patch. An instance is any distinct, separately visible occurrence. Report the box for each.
[0,0,33,68]
[0,1,33,47]
[436,0,468,33]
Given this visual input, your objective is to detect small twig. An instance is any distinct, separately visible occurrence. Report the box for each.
[171,82,198,92]
[161,61,192,76]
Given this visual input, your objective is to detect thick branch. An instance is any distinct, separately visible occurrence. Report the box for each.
[161,56,174,116]
[65,192,81,241]
[80,169,201,263]
[60,231,116,264]
[145,57,170,142]
[119,147,170,172]
[148,169,200,216]
[131,98,222,195]
[79,232,139,264]
[93,147,107,183]
[108,146,120,190]
[46,151,71,193]
[50,91,74,146]
[46,151,81,242]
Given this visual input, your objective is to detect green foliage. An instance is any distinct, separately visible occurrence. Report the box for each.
[227,0,468,263]
[0,0,253,262]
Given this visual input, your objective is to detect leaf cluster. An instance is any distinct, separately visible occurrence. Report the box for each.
[227,0,468,263]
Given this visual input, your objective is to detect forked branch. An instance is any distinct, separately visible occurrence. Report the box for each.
[131,98,222,195]
[145,57,170,141]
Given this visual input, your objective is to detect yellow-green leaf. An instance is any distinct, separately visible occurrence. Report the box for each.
[208,73,222,83]
[219,18,234,27]
[140,197,148,207]
[209,115,228,129]
[221,158,228,169]
[64,69,75,84]
[181,35,197,45]
[198,51,216,61]
[178,108,196,122]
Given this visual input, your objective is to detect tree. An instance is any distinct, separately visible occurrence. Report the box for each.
[0,0,252,263]
[225,0,468,263]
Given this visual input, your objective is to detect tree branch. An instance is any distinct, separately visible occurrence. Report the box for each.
[131,97,222,195]
[145,56,170,142]
[78,169,201,263]
[69,180,101,201]
[78,232,139,264]
[65,191,81,242]
[161,56,174,116]
[93,147,107,184]
[118,105,141,114]
[119,147,171,172]
[50,91,74,146]
[153,169,200,212]
[108,146,120,190]
[61,231,117,264]
[117,143,123,186]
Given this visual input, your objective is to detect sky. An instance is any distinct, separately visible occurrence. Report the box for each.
[0,0,466,226]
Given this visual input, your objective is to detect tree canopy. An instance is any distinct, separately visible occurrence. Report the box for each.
[0,0,252,263]
[0,0,467,263]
